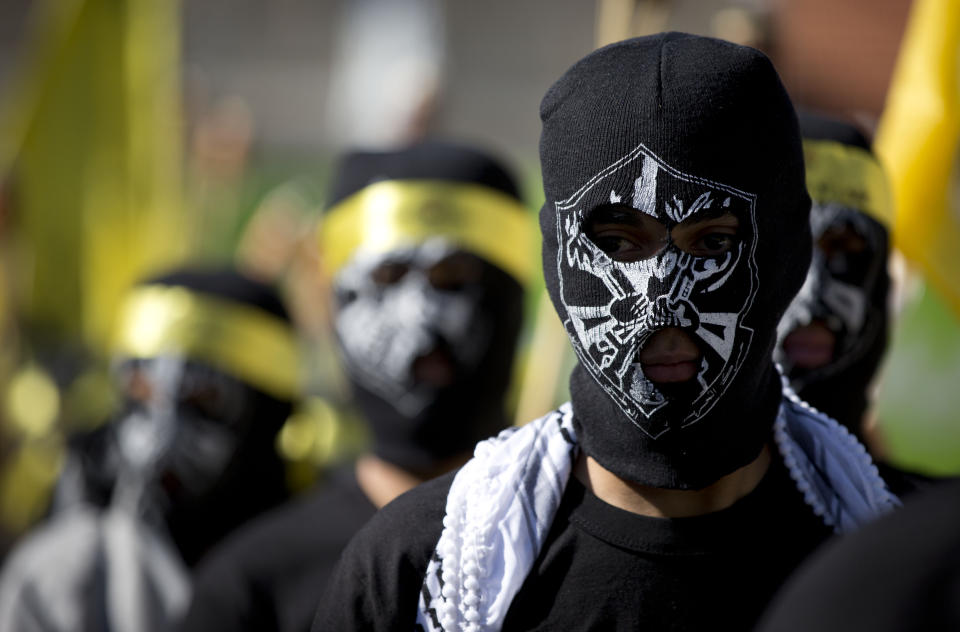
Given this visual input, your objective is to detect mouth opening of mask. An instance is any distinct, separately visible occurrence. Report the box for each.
[782,321,837,370]
[633,326,704,386]
[411,340,458,388]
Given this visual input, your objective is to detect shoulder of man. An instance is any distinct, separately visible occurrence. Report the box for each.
[177,472,377,632]
[311,470,456,631]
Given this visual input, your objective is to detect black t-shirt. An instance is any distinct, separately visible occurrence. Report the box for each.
[176,466,376,632]
[314,453,832,631]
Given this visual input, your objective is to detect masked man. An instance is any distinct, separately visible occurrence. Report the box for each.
[315,34,900,632]
[777,112,946,498]
[174,142,532,632]
[0,268,297,632]
[776,112,892,439]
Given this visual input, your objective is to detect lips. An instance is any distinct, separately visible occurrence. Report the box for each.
[637,329,701,384]
[412,347,456,387]
[638,354,700,383]
[782,323,835,369]
[641,361,699,383]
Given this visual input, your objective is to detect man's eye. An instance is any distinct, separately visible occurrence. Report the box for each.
[690,233,738,257]
[584,204,669,262]
[818,226,868,258]
[672,210,741,257]
[427,252,482,292]
[593,235,633,258]
[592,232,664,262]
[370,261,409,285]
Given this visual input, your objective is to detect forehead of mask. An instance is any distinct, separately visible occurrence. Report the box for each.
[114,356,251,496]
[555,148,760,436]
[331,238,492,414]
[777,202,888,368]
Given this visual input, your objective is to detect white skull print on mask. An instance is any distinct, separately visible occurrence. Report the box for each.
[334,238,489,417]
[556,143,760,438]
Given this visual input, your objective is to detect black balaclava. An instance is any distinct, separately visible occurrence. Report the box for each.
[776,113,891,437]
[320,142,529,475]
[110,268,294,565]
[539,33,812,490]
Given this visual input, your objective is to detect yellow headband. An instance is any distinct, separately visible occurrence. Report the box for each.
[318,180,536,284]
[803,139,893,227]
[113,285,299,401]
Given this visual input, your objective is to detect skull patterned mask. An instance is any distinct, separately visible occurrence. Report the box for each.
[556,146,760,438]
[319,142,531,473]
[334,238,490,417]
[333,237,523,473]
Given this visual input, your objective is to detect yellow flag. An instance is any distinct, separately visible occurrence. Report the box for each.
[875,0,960,318]
[0,0,186,351]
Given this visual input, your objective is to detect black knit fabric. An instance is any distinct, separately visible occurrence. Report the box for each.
[325,140,522,208]
[796,110,871,151]
[539,33,811,489]
[143,267,291,323]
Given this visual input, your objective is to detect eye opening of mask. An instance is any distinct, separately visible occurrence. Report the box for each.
[177,377,243,428]
[817,221,869,259]
[584,204,742,262]
[115,357,249,430]
[370,260,410,286]
[367,249,484,293]
[583,204,669,262]
[671,208,742,258]
[117,358,155,406]
[426,251,484,292]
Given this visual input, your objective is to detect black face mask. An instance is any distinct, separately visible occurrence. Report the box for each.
[333,240,523,474]
[113,357,289,565]
[776,203,890,435]
[115,358,249,504]
[556,150,763,436]
[539,33,811,489]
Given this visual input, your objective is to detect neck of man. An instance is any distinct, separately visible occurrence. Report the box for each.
[574,443,772,518]
[354,451,470,509]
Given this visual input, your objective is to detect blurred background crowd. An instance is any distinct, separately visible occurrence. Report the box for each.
[0,0,958,596]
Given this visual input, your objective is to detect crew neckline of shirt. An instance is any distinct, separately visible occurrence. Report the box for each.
[564,452,802,556]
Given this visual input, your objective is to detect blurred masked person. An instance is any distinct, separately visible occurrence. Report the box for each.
[315,34,900,632]
[0,268,298,632]
[777,112,940,497]
[175,142,532,632]
[776,112,891,440]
